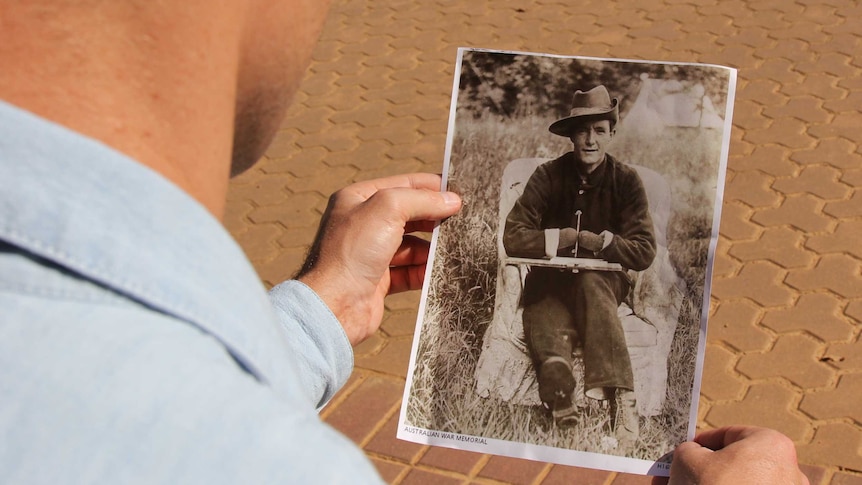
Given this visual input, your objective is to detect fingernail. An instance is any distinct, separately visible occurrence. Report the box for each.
[442,191,462,206]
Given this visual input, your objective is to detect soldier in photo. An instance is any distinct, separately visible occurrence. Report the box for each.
[503,85,657,449]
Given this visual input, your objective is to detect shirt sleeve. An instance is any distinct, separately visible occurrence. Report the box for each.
[600,168,656,271]
[0,289,384,484]
[267,280,354,410]
[503,164,554,258]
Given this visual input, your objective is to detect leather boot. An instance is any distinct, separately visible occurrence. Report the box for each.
[611,389,639,451]
[537,358,578,427]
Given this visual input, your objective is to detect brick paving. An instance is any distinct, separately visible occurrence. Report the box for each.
[226,0,862,482]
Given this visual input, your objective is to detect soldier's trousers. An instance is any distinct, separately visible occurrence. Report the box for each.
[522,270,634,402]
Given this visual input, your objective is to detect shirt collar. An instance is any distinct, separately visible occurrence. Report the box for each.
[0,100,294,387]
[566,152,611,186]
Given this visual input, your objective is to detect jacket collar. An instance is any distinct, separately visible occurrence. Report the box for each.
[0,100,296,389]
[566,151,614,187]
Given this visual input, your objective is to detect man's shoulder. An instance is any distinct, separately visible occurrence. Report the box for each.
[605,154,637,176]
[605,154,648,186]
[535,153,571,174]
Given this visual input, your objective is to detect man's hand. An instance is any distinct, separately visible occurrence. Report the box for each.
[297,173,462,346]
[558,228,579,250]
[652,426,809,485]
[578,230,604,252]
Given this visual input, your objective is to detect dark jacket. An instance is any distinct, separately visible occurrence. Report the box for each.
[503,153,656,272]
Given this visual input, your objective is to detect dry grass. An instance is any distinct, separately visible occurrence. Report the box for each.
[405,115,721,460]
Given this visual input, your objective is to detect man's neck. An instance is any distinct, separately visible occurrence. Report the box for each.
[0,2,246,218]
[575,154,607,177]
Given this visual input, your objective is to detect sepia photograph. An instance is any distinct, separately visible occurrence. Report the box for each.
[399,48,736,475]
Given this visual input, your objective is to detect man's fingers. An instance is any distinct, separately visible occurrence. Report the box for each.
[389,264,426,294]
[346,173,448,201]
[693,426,762,450]
[405,220,440,234]
[674,440,711,458]
[388,236,430,294]
[667,441,713,483]
[391,235,430,267]
[675,428,806,485]
[364,186,461,225]
[328,174,460,234]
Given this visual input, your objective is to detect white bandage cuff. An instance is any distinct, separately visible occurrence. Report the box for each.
[544,228,560,258]
[600,230,613,250]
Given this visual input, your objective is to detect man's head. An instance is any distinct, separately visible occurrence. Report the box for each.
[0,0,333,212]
[568,118,614,171]
[548,85,618,172]
[549,85,619,136]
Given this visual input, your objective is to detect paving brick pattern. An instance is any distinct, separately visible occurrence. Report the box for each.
[226,0,862,482]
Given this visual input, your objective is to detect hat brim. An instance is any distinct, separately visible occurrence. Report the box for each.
[549,102,619,137]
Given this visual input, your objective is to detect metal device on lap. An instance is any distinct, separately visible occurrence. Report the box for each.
[506,256,623,273]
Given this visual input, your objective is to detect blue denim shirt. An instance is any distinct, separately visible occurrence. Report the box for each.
[0,101,383,483]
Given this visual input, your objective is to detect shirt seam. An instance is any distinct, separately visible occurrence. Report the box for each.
[0,226,271,385]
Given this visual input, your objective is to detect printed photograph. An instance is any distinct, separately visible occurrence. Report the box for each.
[399,48,736,475]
